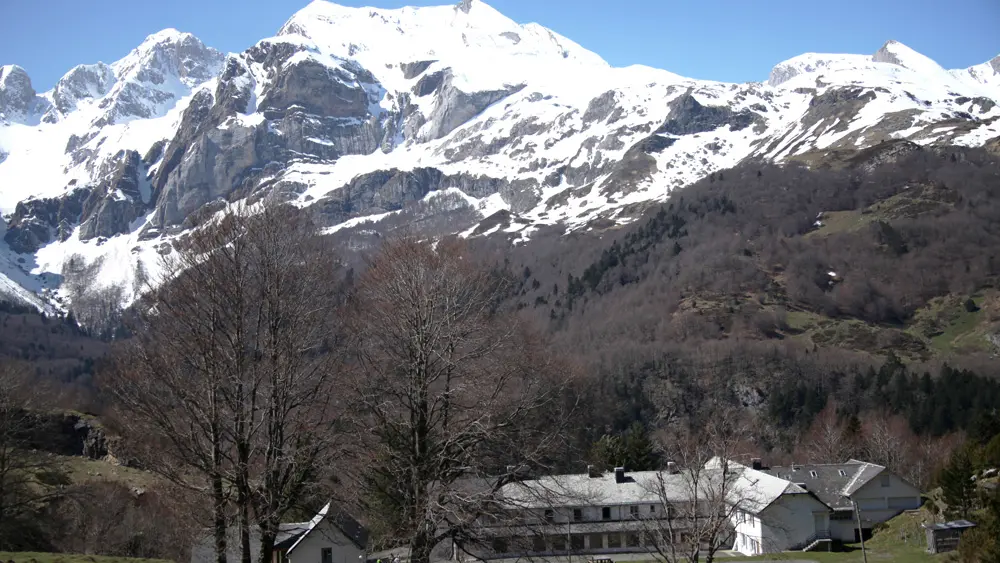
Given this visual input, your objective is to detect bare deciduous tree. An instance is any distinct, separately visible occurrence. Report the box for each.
[641,413,759,563]
[107,203,346,563]
[346,237,577,563]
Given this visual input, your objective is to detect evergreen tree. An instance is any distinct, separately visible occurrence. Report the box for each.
[940,447,977,520]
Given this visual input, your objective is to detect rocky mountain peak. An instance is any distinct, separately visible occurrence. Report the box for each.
[871,39,944,74]
[113,28,223,87]
[50,63,116,116]
[990,54,1000,74]
[0,65,37,117]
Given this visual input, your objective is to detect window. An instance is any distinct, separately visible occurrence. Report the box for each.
[626,533,640,548]
[573,508,583,521]
[588,533,604,549]
[601,506,611,520]
[649,504,657,514]
[630,505,639,518]
[321,548,333,563]
[544,509,555,523]
[607,533,622,548]
[810,470,818,478]
[551,536,566,552]
[838,470,847,477]
[880,474,891,487]
[570,534,585,551]
[532,535,546,552]
[491,538,509,554]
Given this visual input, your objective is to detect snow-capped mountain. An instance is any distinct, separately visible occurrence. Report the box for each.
[1,0,998,311]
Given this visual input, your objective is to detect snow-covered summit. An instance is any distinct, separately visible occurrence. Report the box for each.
[768,40,999,98]
[1,2,999,312]
[277,0,607,90]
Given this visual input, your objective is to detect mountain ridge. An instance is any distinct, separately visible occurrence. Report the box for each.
[0,0,998,314]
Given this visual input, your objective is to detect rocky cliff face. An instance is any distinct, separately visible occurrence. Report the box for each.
[4,189,91,253]
[0,0,998,311]
[19,410,123,462]
[0,65,45,120]
[48,63,116,119]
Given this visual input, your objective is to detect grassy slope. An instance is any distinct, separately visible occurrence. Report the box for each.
[0,553,172,563]
[770,186,994,361]
[57,454,164,489]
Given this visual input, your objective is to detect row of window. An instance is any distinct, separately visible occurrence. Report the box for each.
[544,504,668,523]
[490,530,694,555]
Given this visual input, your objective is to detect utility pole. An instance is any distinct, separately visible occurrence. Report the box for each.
[853,500,868,563]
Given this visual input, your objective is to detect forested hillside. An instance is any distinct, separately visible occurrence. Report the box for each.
[486,140,1000,474]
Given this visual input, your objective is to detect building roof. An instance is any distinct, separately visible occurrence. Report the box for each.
[286,503,369,554]
[498,460,807,516]
[923,520,977,530]
[275,522,312,550]
[761,461,887,510]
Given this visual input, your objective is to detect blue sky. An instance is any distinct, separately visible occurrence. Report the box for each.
[2,0,998,91]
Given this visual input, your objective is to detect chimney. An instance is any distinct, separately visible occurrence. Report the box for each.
[666,461,678,474]
[614,467,626,483]
[751,458,763,470]
[587,465,602,478]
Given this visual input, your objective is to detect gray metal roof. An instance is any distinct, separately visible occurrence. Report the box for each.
[499,461,807,515]
[761,461,886,510]
[923,520,977,530]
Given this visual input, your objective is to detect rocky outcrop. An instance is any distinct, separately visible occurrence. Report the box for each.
[48,63,116,118]
[401,60,436,79]
[599,134,675,197]
[15,410,126,463]
[872,40,906,66]
[79,150,151,241]
[0,65,45,120]
[148,42,392,230]
[582,90,620,125]
[416,69,525,141]
[258,58,376,117]
[4,188,91,253]
[848,139,922,173]
[657,93,762,136]
[313,167,539,225]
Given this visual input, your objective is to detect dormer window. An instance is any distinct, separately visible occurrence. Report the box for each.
[810,470,818,478]
[880,474,890,487]
[838,470,847,477]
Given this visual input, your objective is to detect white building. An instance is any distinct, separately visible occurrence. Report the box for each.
[760,459,923,543]
[463,457,922,559]
[191,503,368,563]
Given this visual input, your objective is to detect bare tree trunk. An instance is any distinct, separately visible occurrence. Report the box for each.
[346,237,579,562]
[212,471,229,563]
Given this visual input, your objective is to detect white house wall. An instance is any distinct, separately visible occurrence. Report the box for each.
[850,473,922,528]
[757,494,829,554]
[730,510,764,556]
[830,516,858,542]
[287,521,364,563]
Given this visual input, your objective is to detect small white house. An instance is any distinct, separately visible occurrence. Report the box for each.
[709,458,832,555]
[191,503,367,563]
[761,460,922,543]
